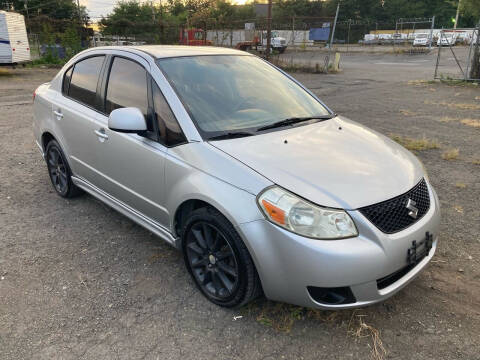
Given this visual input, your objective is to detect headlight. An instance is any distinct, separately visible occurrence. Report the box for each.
[257,186,358,239]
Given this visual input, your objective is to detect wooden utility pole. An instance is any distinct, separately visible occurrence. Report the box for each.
[454,0,461,29]
[266,0,272,60]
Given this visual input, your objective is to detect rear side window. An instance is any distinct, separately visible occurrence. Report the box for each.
[68,56,105,109]
[105,57,148,118]
[153,82,186,147]
[62,66,73,95]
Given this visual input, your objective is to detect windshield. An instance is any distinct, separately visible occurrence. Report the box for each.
[416,34,428,38]
[157,55,331,137]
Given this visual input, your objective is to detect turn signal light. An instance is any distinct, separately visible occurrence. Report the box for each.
[261,199,285,225]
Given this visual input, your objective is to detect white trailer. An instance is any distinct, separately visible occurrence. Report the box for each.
[0,11,31,65]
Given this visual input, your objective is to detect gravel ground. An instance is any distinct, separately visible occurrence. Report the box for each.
[0,53,479,360]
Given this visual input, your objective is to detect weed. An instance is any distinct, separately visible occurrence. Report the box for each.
[455,182,466,188]
[460,119,480,128]
[348,313,386,360]
[389,134,440,151]
[454,205,464,214]
[442,148,460,160]
[472,158,480,165]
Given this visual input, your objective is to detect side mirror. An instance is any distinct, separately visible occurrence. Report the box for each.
[108,107,147,134]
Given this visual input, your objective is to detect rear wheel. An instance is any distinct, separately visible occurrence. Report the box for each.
[45,140,83,198]
[182,207,262,307]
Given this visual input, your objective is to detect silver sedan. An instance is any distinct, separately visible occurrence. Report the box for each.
[33,46,440,309]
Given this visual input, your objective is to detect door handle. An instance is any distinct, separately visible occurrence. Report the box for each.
[53,110,63,120]
[94,129,109,141]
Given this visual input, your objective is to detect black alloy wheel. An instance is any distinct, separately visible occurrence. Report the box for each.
[182,207,262,307]
[45,140,83,198]
[185,221,240,300]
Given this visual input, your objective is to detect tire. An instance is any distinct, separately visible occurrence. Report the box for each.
[182,207,262,308]
[45,139,83,198]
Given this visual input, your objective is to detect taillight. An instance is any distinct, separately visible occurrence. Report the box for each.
[12,48,15,51]
[27,47,29,51]
[33,89,36,102]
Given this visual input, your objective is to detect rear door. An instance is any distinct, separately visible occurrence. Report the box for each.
[51,54,107,184]
[91,53,171,227]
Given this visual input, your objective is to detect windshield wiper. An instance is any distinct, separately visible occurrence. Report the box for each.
[257,115,335,132]
[208,131,256,141]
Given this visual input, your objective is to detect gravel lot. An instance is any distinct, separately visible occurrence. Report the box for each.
[1,53,479,360]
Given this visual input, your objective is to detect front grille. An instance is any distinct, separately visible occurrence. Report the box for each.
[359,179,430,234]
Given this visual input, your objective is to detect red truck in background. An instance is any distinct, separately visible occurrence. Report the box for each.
[179,28,212,46]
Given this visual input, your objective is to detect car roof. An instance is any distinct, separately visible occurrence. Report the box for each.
[92,45,250,59]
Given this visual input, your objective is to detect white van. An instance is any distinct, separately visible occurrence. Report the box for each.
[0,11,31,65]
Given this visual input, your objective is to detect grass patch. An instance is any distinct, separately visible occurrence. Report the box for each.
[455,182,467,188]
[389,134,440,151]
[438,77,480,87]
[442,148,460,160]
[460,119,480,128]
[472,158,480,165]
[424,100,480,111]
[407,79,436,86]
[439,116,457,123]
[270,57,336,74]
[0,68,14,76]
[399,109,418,116]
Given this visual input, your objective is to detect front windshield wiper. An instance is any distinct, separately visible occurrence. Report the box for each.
[208,131,256,141]
[257,115,335,132]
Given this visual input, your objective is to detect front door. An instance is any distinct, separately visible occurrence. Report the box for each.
[91,54,170,227]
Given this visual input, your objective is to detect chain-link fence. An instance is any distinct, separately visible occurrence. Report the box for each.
[434,28,480,81]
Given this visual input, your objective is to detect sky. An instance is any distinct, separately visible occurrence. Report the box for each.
[82,0,249,22]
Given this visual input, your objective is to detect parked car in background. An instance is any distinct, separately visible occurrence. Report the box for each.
[0,10,30,66]
[413,33,430,47]
[33,46,440,309]
[437,32,456,46]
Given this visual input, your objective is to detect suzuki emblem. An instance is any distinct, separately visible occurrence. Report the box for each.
[406,199,418,219]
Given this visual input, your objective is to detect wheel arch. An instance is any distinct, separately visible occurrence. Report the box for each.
[41,131,56,151]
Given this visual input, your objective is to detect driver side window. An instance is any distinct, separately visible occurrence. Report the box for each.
[105,57,152,131]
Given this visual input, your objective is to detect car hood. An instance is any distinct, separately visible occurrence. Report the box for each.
[210,116,424,209]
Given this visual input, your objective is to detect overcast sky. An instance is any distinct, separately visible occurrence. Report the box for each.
[81,0,117,21]
[81,0,249,21]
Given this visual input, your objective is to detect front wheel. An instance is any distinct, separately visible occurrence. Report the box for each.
[182,207,262,307]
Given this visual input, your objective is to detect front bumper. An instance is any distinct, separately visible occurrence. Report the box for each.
[238,181,441,309]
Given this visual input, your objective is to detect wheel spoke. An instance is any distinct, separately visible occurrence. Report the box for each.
[192,228,207,249]
[187,242,204,255]
[211,233,221,252]
[202,271,211,286]
[216,249,233,261]
[211,272,221,296]
[202,223,213,249]
[191,257,207,268]
[217,270,233,294]
[58,173,67,189]
[217,261,237,278]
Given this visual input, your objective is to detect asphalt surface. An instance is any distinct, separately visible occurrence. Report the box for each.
[1,51,479,360]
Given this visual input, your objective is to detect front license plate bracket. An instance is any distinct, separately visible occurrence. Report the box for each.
[407,231,433,266]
